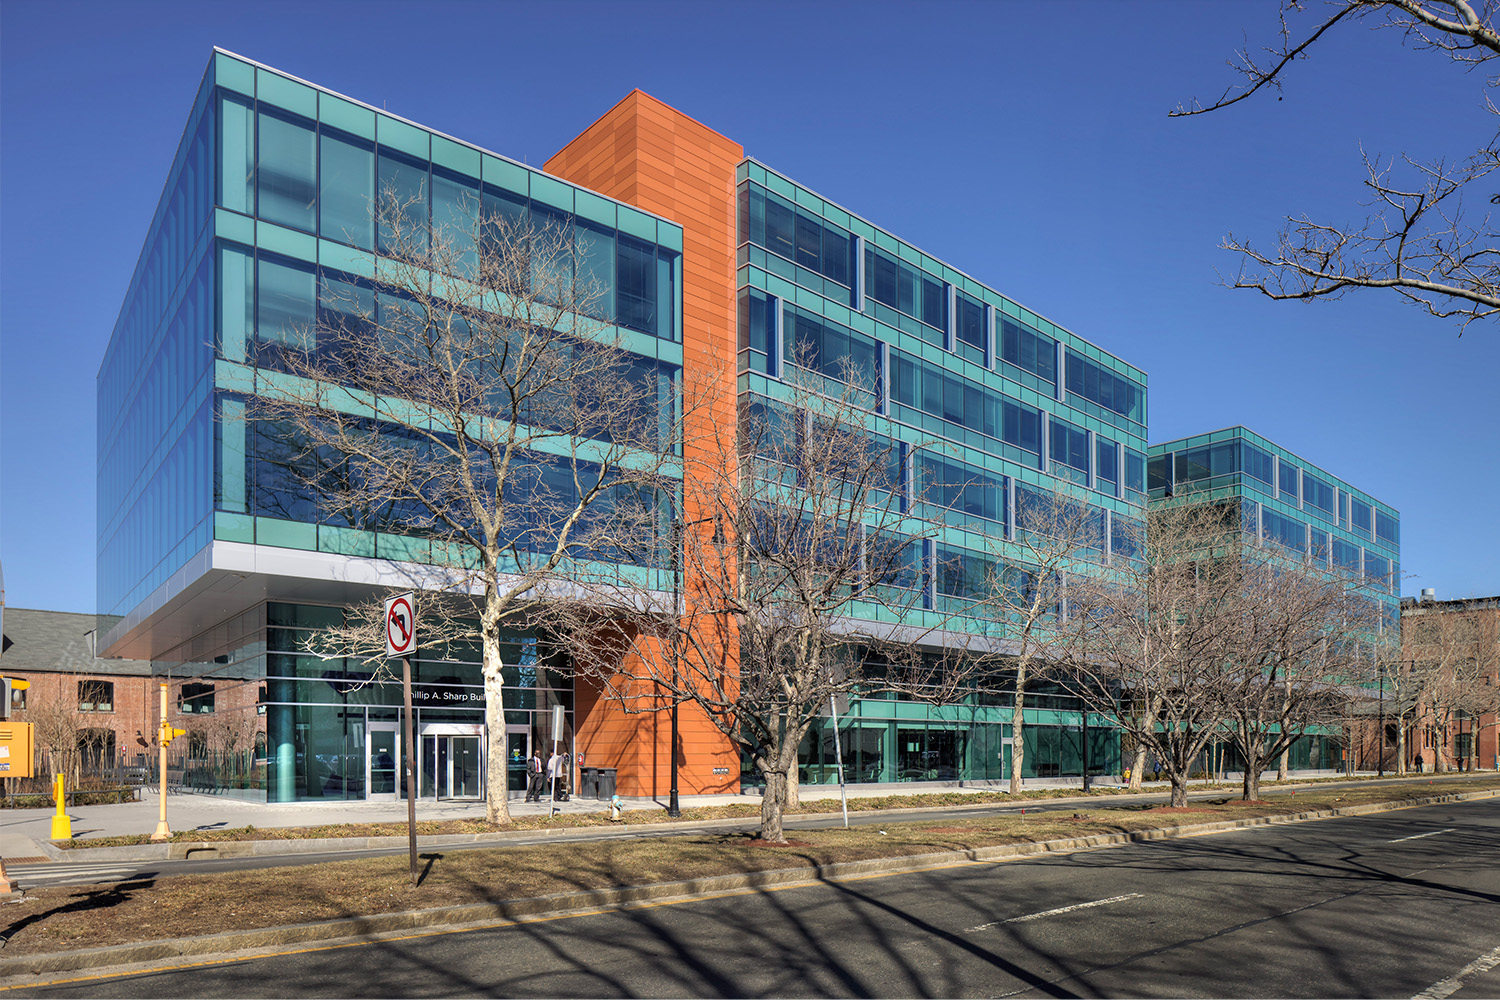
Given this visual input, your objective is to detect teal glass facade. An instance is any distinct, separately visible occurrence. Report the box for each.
[1148,426,1401,633]
[735,159,1149,784]
[99,51,684,619]
[97,65,217,619]
[97,52,685,801]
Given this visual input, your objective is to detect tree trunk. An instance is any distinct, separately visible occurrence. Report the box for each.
[1276,747,1289,782]
[1396,724,1406,776]
[1128,745,1147,791]
[785,760,800,812]
[1242,752,1262,801]
[1009,667,1027,795]
[760,767,788,843]
[482,611,511,825]
[1169,774,1188,808]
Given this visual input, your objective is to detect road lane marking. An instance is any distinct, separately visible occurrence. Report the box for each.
[1388,828,1455,843]
[968,893,1143,932]
[1412,943,1500,999]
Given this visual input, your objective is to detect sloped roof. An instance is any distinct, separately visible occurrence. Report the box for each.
[0,608,153,677]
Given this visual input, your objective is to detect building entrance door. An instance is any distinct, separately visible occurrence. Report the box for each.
[420,723,485,800]
[367,723,400,801]
[506,725,530,800]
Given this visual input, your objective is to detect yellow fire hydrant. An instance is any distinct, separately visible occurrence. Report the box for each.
[51,773,72,840]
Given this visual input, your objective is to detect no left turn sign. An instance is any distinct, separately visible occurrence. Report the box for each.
[385,592,416,658]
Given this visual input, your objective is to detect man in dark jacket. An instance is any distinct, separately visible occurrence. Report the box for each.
[526,750,545,801]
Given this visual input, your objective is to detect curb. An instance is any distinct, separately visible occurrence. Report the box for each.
[2,786,1496,980]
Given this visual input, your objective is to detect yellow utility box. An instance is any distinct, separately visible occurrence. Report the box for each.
[0,721,35,777]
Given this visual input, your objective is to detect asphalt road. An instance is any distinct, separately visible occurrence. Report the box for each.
[8,796,1500,998]
[7,775,1488,890]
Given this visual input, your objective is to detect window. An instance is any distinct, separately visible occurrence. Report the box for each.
[1113,514,1143,559]
[1123,448,1146,496]
[1000,398,1041,455]
[786,304,877,386]
[1049,416,1089,475]
[257,110,317,232]
[377,150,429,254]
[1241,443,1273,486]
[916,455,1006,526]
[8,683,25,712]
[617,235,680,340]
[257,258,316,351]
[1333,537,1361,573]
[1303,473,1334,515]
[78,680,114,713]
[738,288,774,361]
[1175,443,1236,486]
[1064,350,1144,423]
[741,184,854,288]
[1350,497,1372,539]
[1148,455,1170,493]
[1364,552,1390,590]
[319,129,375,249]
[1000,318,1056,382]
[1262,508,1306,555]
[889,349,1041,457]
[866,246,946,332]
[955,290,987,351]
[1278,461,1299,503]
[180,682,216,714]
[1310,528,1330,563]
[1096,437,1118,487]
[1376,509,1399,546]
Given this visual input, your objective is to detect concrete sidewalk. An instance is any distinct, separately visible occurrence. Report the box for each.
[0,778,1074,860]
[0,769,1397,862]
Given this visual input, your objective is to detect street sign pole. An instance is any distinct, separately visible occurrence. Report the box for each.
[550,703,564,811]
[385,593,419,886]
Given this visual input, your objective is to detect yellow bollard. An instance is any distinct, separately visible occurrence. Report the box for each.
[51,773,72,840]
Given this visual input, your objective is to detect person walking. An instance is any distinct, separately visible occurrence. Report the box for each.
[547,748,563,803]
[526,749,545,802]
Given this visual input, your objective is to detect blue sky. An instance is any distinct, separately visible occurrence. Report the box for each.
[3,0,1497,613]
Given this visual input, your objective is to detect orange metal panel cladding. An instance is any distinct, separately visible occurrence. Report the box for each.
[549,91,743,796]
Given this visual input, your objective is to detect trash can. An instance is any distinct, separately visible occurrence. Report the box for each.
[597,767,617,800]
[581,767,599,800]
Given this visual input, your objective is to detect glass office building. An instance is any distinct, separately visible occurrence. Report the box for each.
[1148,426,1401,771]
[100,51,1161,801]
[729,161,1148,784]
[97,51,684,802]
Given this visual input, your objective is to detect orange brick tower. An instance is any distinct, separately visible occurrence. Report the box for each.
[548,92,744,796]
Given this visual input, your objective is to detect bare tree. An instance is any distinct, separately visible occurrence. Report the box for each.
[247,191,679,823]
[1217,555,1379,801]
[1177,1,1500,333]
[1064,500,1253,807]
[552,357,938,843]
[952,479,1107,793]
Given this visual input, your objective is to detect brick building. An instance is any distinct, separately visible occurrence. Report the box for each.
[1400,591,1500,772]
[0,608,264,779]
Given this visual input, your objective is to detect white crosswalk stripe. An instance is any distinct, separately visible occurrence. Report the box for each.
[3,862,163,888]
